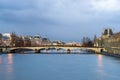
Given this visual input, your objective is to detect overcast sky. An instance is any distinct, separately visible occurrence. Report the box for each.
[0,0,120,42]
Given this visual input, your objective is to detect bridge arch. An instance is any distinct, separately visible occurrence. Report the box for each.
[10,48,33,53]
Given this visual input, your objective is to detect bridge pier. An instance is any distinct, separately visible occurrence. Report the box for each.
[35,49,41,53]
[67,49,71,53]
[0,48,2,52]
[94,48,104,54]
[0,47,10,53]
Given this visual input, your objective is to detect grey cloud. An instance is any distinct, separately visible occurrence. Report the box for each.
[0,0,120,41]
[0,0,117,25]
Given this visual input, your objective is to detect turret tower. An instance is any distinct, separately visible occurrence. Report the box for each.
[102,28,113,38]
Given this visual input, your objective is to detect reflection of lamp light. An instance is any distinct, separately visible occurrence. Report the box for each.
[98,54,102,67]
[8,54,13,64]
[6,54,13,78]
[0,56,2,64]
[97,54,104,80]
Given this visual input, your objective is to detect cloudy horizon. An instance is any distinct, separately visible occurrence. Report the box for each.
[0,0,120,42]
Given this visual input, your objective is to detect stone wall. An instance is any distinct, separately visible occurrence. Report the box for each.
[102,32,120,54]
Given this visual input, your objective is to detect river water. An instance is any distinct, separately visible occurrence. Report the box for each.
[0,52,120,80]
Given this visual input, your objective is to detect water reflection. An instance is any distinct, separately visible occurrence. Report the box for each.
[40,49,82,53]
[98,54,103,67]
[6,54,13,73]
[8,54,13,64]
[6,54,13,80]
[0,54,13,80]
[97,54,104,79]
[0,56,2,64]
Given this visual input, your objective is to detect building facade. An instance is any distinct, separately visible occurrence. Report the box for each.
[94,28,120,54]
[0,33,2,46]
[52,40,65,45]
[41,38,51,45]
[2,33,11,46]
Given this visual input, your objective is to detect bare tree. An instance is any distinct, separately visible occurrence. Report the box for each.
[82,37,93,47]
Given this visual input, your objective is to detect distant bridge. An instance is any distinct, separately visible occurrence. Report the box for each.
[1,45,105,53]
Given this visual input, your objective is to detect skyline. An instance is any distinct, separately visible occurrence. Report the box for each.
[0,0,120,42]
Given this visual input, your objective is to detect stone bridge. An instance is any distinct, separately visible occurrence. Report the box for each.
[1,45,105,53]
